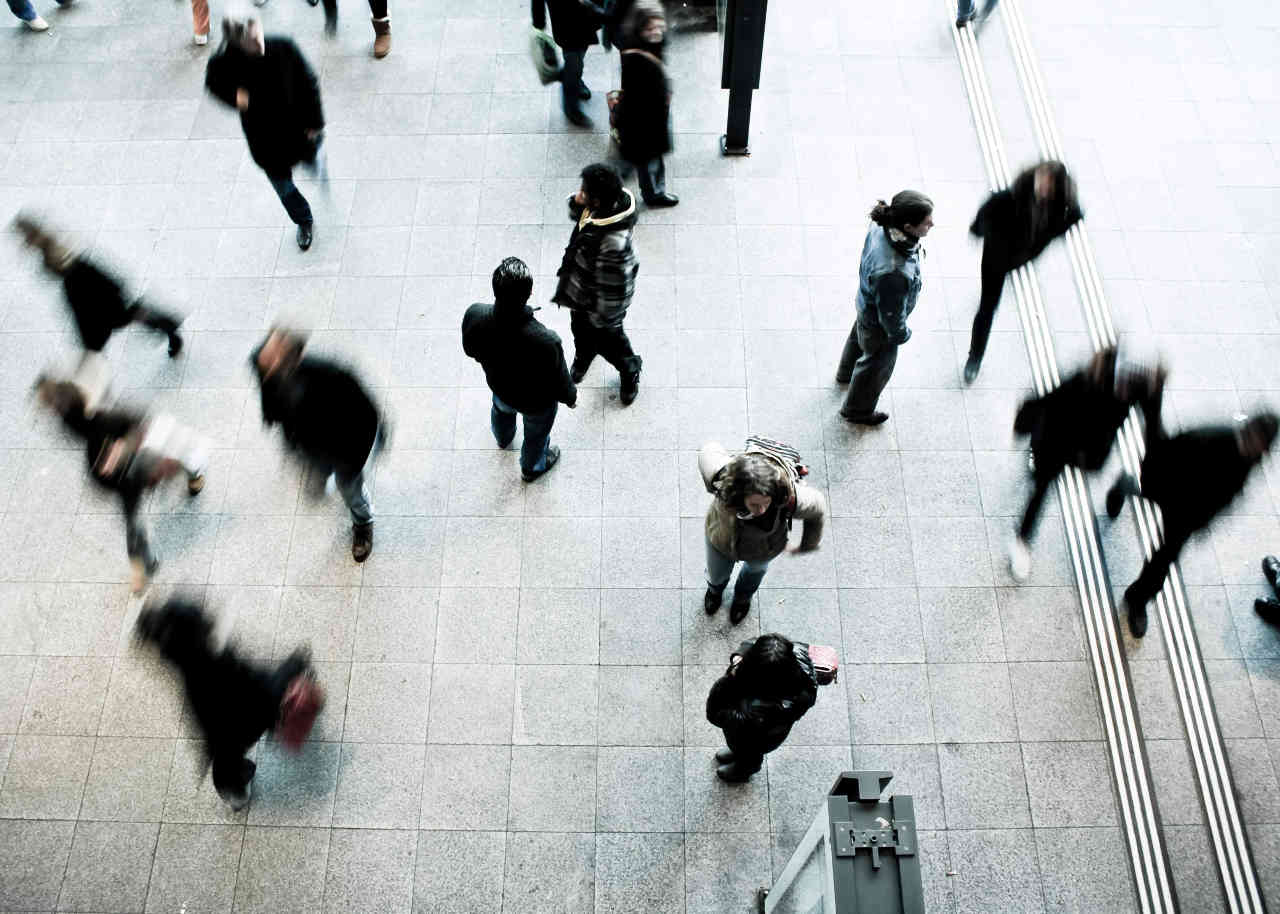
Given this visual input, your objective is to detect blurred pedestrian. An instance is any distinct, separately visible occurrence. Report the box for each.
[205,15,327,251]
[135,597,324,810]
[616,0,678,207]
[6,0,70,31]
[956,0,997,29]
[699,438,826,624]
[35,376,210,593]
[251,327,383,562]
[554,164,644,405]
[532,0,605,127]
[1255,556,1280,625]
[1009,348,1163,582]
[964,160,1081,384]
[706,633,818,782]
[463,257,577,482]
[836,191,933,426]
[14,213,185,360]
[1106,395,1278,637]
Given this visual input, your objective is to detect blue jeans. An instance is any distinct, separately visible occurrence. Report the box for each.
[491,395,557,475]
[560,48,586,116]
[9,0,68,20]
[957,0,997,19]
[705,539,772,603]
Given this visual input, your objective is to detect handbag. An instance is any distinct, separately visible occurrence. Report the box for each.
[530,26,562,85]
[806,643,840,686]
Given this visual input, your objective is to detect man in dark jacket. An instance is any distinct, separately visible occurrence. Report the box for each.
[554,163,643,405]
[14,213,184,358]
[463,257,577,482]
[1106,395,1278,637]
[532,0,605,126]
[964,160,1082,384]
[251,327,382,562]
[205,15,326,251]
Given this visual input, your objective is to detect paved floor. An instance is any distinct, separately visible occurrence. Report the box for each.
[0,0,1277,912]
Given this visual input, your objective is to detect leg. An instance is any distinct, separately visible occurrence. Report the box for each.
[1126,528,1189,612]
[1106,472,1142,519]
[6,0,37,20]
[956,0,975,20]
[569,311,599,378]
[966,240,1008,376]
[266,172,313,227]
[126,299,184,355]
[592,322,642,378]
[560,48,586,118]
[518,403,558,477]
[334,469,374,527]
[718,733,764,781]
[841,322,898,418]
[490,395,518,449]
[1018,463,1059,543]
[705,539,736,599]
[211,751,257,809]
[322,0,337,35]
[835,322,863,384]
[728,557,772,624]
[637,157,664,202]
[125,511,158,594]
[190,0,210,39]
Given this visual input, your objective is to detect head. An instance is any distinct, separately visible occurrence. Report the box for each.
[12,212,75,274]
[492,256,534,313]
[869,190,935,239]
[717,453,789,519]
[1238,412,1279,461]
[735,633,806,699]
[135,597,216,665]
[222,14,265,56]
[575,163,624,213]
[1084,347,1118,389]
[638,9,666,44]
[33,374,87,420]
[254,326,307,382]
[1033,160,1067,201]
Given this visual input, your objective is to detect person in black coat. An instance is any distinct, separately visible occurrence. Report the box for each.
[617,1,677,207]
[251,327,382,562]
[205,15,326,251]
[462,257,577,483]
[135,597,322,810]
[532,0,605,127]
[1106,394,1278,638]
[965,160,1083,384]
[706,633,818,782]
[1008,349,1163,583]
[14,213,184,358]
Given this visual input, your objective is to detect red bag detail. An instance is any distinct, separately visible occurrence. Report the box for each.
[808,644,839,686]
[276,673,326,752]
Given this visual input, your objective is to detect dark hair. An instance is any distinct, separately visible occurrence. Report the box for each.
[869,190,934,231]
[717,453,789,511]
[1247,412,1279,452]
[492,256,533,306]
[736,633,808,700]
[580,163,624,210]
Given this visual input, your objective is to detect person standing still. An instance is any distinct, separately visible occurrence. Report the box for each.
[554,163,644,405]
[462,257,578,483]
[617,0,678,207]
[205,15,327,252]
[532,0,605,127]
[836,191,933,426]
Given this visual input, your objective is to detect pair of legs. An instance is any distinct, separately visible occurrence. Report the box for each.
[491,395,558,477]
[636,157,668,203]
[126,299,185,356]
[561,47,589,121]
[265,140,328,236]
[965,239,1011,380]
[836,319,898,422]
[569,311,642,399]
[1106,473,1191,635]
[715,729,786,781]
[7,0,69,25]
[307,463,374,527]
[705,539,772,622]
[1007,453,1065,582]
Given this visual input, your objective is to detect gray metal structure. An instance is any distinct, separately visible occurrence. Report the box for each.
[717,0,768,155]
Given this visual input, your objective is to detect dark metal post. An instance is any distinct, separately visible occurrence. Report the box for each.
[719,0,768,156]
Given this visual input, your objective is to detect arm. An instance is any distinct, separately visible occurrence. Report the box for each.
[290,44,325,131]
[705,675,752,730]
[792,485,826,551]
[553,340,577,407]
[1137,373,1166,450]
[698,443,732,493]
[204,51,240,109]
[875,272,912,345]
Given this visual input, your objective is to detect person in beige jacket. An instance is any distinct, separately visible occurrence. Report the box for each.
[699,441,827,625]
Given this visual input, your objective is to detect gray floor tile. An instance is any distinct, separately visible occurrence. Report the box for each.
[1009,661,1103,741]
[947,828,1045,914]
[145,823,243,914]
[413,831,507,914]
[598,665,683,746]
[839,586,926,664]
[508,746,596,832]
[599,588,682,665]
[331,742,425,829]
[502,831,595,914]
[937,742,1031,829]
[919,587,1006,663]
[353,586,438,663]
[684,831,770,914]
[848,663,936,745]
[433,587,519,664]
[247,740,340,828]
[596,747,684,832]
[420,743,511,831]
[513,665,598,745]
[928,662,1018,743]
[1162,825,1229,914]
[322,828,416,914]
[1035,827,1138,914]
[162,737,250,826]
[851,744,946,831]
[427,663,515,745]
[0,733,92,819]
[1023,741,1118,828]
[516,587,600,663]
[596,833,685,914]
[19,655,112,736]
[344,662,432,743]
[59,819,159,913]
[233,826,329,914]
[79,736,174,822]
[765,745,853,839]
[0,818,74,911]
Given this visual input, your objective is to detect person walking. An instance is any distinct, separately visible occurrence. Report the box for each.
[616,0,678,207]
[6,0,70,31]
[1106,392,1278,637]
[251,327,383,563]
[462,257,577,482]
[205,15,327,251]
[699,439,826,624]
[964,160,1082,384]
[1008,348,1163,582]
[553,163,644,405]
[189,0,210,45]
[835,191,933,426]
[706,633,818,782]
[532,0,605,127]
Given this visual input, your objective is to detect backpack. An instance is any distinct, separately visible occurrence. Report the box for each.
[743,435,808,487]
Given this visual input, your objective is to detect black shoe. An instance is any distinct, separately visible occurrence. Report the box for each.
[566,109,593,128]
[168,333,183,358]
[297,222,313,251]
[729,599,751,625]
[306,0,318,6]
[714,747,735,763]
[644,192,680,208]
[352,522,373,563]
[620,367,641,406]
[716,762,754,783]
[1255,597,1280,624]
[956,12,975,27]
[834,374,851,384]
[704,588,722,615]
[963,356,980,385]
[840,410,889,426]
[522,444,561,482]
[1125,587,1148,638]
[570,362,588,384]
[578,82,591,101]
[1263,556,1280,591]
[1106,476,1133,519]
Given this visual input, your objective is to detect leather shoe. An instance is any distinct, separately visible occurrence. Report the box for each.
[714,748,735,763]
[716,762,754,783]
[522,444,561,482]
[297,222,313,251]
[644,192,679,207]
[1255,597,1280,624]
[704,588,721,615]
[1263,555,1280,591]
[1124,586,1148,638]
[963,356,980,385]
[840,410,889,426]
[729,599,751,625]
[352,522,373,563]
[578,82,591,101]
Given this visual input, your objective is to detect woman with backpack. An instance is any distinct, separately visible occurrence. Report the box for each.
[705,633,818,782]
[698,439,827,625]
[615,0,678,207]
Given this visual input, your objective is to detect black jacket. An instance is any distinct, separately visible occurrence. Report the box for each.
[461,302,577,413]
[57,404,151,523]
[255,356,380,478]
[532,0,604,50]
[62,259,136,352]
[1014,369,1141,474]
[619,46,672,164]
[205,36,324,175]
[706,645,818,756]
[971,165,1083,270]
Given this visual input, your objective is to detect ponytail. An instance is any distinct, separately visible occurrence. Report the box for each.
[869,190,934,230]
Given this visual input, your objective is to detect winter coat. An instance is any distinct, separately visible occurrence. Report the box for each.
[61,258,136,352]
[618,46,672,164]
[699,442,826,562]
[55,403,152,524]
[531,0,604,50]
[970,164,1083,271]
[205,36,324,176]
[553,189,640,328]
[854,225,922,346]
[461,301,577,413]
[254,355,380,479]
[706,643,818,756]
[1014,370,1135,474]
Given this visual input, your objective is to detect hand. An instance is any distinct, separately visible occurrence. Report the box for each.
[235,88,249,111]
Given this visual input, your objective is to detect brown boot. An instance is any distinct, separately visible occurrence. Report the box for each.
[371,17,390,58]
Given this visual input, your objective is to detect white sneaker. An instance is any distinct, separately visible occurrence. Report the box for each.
[1009,536,1031,583]
[26,15,50,30]
[193,32,208,45]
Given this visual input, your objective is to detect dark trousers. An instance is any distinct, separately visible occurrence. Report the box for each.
[561,47,586,116]
[836,319,897,416]
[268,173,313,227]
[1019,457,1063,542]
[491,395,558,476]
[127,301,182,342]
[1108,474,1193,608]
[570,311,641,378]
[968,240,1012,366]
[724,734,765,775]
[637,157,666,202]
[320,0,387,27]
